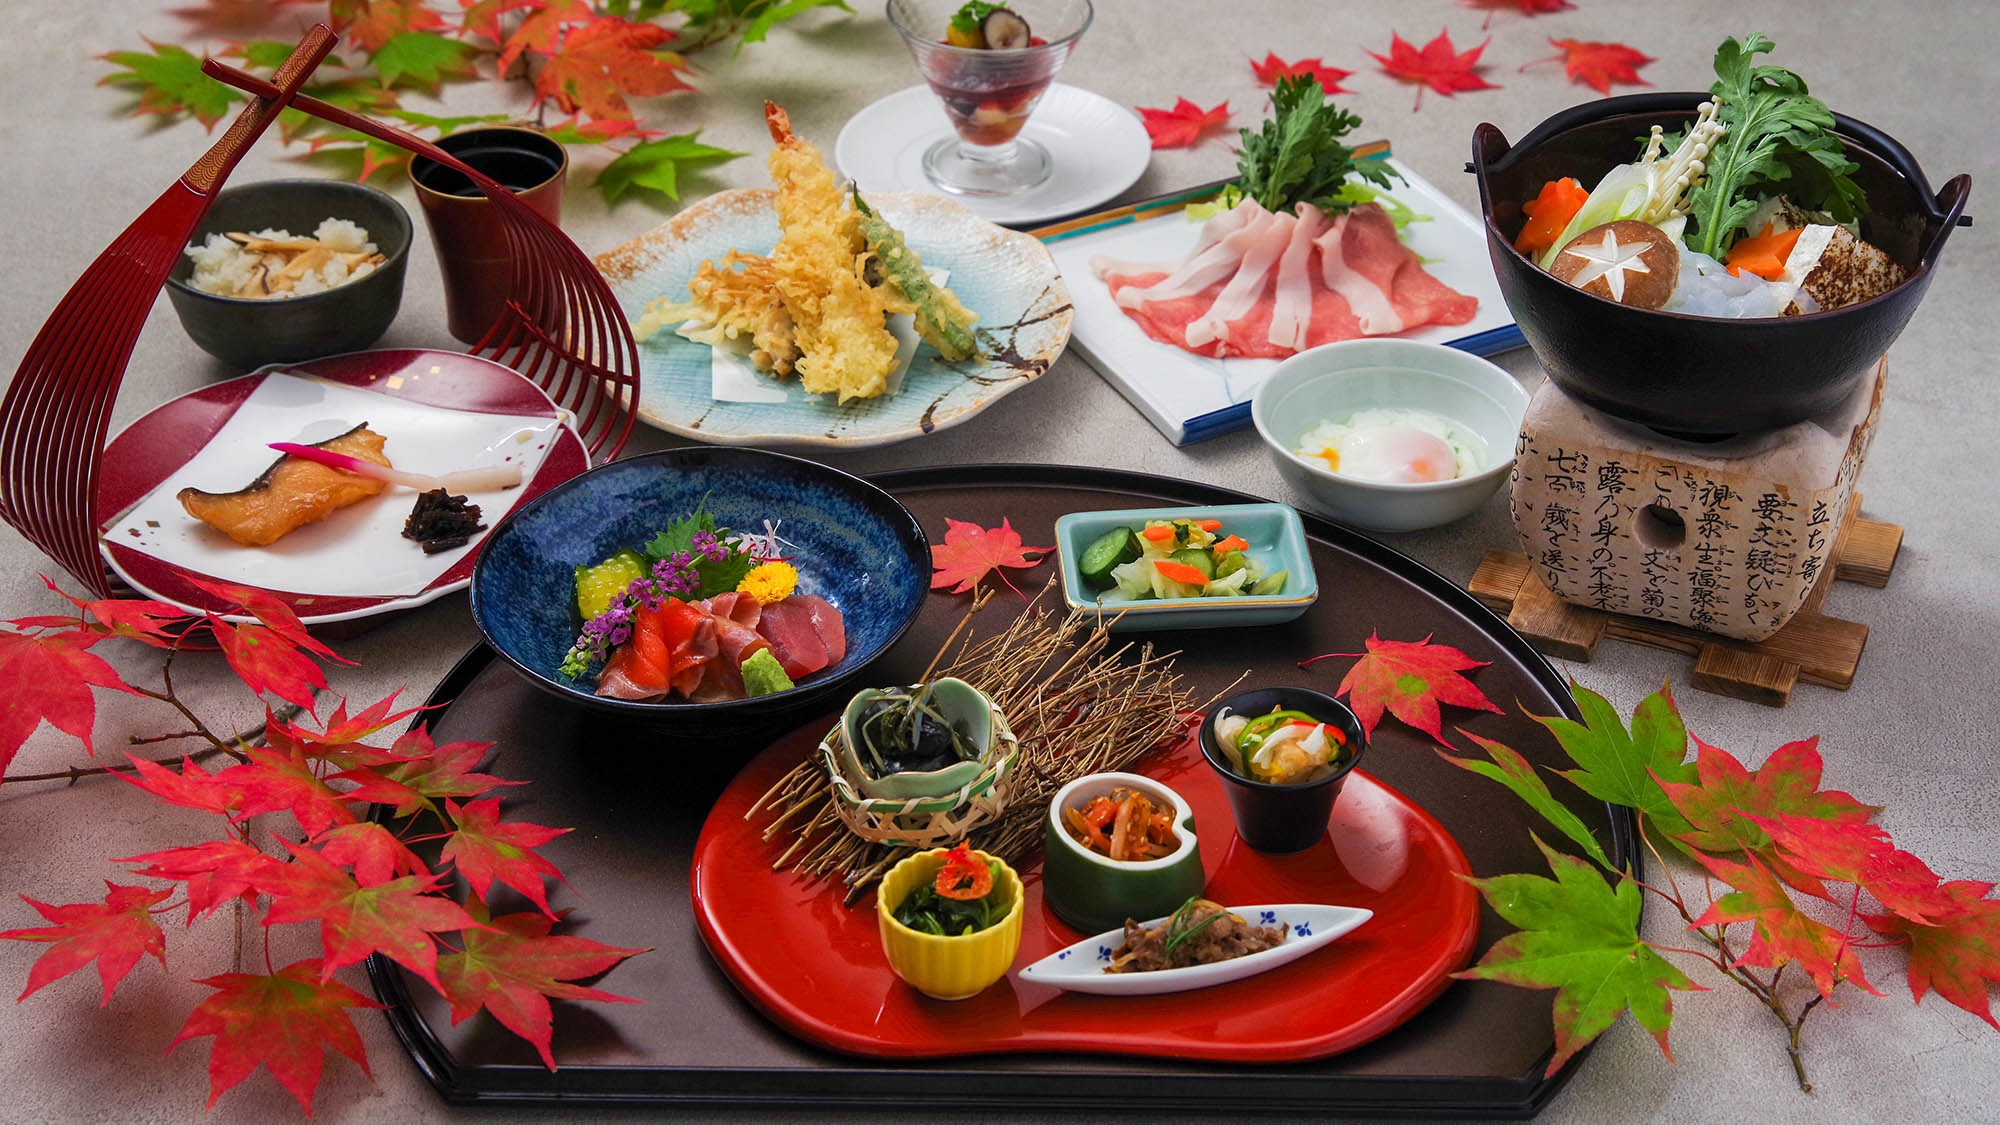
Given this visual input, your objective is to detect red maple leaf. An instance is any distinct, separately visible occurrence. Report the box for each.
[312,822,433,886]
[118,840,273,922]
[1459,0,1573,30]
[116,752,241,817]
[370,725,520,811]
[220,743,359,837]
[184,576,343,663]
[533,15,691,124]
[0,627,140,776]
[929,517,1052,597]
[0,882,171,1004]
[1301,632,1502,747]
[497,0,592,72]
[269,690,425,767]
[339,0,447,52]
[1657,735,1876,896]
[1368,30,1501,111]
[207,618,328,712]
[36,575,188,648]
[436,907,647,1069]
[258,843,482,990]
[1521,37,1656,97]
[1137,97,1232,149]
[1864,881,2000,1030]
[441,798,569,916]
[1249,53,1353,93]
[1689,849,1879,998]
[170,958,383,1116]
[459,0,543,45]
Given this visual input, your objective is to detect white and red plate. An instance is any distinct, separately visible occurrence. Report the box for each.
[97,349,589,625]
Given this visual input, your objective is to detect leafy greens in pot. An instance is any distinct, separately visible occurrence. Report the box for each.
[1683,33,1867,259]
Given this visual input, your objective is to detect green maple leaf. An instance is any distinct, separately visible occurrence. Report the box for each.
[383,108,513,136]
[595,131,744,204]
[229,40,348,72]
[1456,836,1702,1075]
[99,39,243,130]
[1440,732,1613,870]
[370,30,480,92]
[740,0,854,47]
[1538,680,1695,840]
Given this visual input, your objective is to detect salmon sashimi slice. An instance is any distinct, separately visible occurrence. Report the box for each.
[596,600,674,700]
[177,423,391,547]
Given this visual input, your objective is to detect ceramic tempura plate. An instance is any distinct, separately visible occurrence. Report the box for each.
[1018,904,1374,996]
[96,349,589,625]
[595,189,1073,450]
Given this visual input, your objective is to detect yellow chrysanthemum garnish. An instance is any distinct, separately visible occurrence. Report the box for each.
[738,560,799,605]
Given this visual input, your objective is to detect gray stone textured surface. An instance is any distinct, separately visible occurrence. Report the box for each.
[1,0,1997,1120]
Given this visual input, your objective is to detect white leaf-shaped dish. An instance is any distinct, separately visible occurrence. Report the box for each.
[1017,904,1373,997]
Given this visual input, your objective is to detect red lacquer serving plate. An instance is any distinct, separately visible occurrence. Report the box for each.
[96,348,589,625]
[691,719,1480,1063]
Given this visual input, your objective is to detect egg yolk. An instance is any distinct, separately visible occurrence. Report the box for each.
[1339,427,1459,484]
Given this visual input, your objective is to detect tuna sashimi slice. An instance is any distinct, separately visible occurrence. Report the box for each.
[788,594,846,665]
[758,599,831,680]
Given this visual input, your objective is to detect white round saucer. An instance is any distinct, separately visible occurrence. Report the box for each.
[835,83,1151,227]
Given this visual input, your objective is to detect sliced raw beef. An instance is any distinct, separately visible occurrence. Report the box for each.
[1093,201,1478,359]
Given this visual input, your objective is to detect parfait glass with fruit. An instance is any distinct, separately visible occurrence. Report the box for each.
[888,0,1093,196]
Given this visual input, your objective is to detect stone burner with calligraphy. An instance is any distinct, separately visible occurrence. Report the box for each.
[1508,360,1882,643]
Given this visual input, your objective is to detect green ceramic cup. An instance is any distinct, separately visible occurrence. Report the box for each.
[1040,772,1204,935]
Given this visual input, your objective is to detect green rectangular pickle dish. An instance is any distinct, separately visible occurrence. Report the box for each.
[1053,503,1319,631]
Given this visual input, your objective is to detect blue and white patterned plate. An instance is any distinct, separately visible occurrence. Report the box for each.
[595,189,1073,450]
[1017,903,1373,996]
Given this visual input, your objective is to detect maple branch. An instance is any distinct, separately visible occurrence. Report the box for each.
[128,729,206,745]
[0,745,237,787]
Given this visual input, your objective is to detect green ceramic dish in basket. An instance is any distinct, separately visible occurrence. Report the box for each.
[822,681,1020,848]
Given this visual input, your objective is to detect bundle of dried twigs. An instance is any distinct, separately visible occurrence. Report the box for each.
[747,585,1230,904]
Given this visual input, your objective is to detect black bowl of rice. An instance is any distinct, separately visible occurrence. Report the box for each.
[166,179,412,369]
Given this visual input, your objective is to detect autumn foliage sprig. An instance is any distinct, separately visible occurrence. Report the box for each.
[1445,681,2000,1092]
[97,0,857,205]
[0,577,647,1116]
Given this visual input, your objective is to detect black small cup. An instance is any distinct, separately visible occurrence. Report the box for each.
[1199,686,1367,854]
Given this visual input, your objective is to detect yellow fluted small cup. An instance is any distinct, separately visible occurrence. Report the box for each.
[877,848,1024,1001]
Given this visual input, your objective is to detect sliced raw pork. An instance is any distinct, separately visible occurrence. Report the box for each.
[1093,201,1478,359]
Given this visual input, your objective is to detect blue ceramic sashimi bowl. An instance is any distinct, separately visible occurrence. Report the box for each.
[469,447,929,726]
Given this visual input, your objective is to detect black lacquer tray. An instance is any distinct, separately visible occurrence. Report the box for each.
[366,464,1638,1115]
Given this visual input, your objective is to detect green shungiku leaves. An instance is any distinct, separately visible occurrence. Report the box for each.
[1686,33,1865,258]
[595,131,746,203]
[1456,836,1703,1076]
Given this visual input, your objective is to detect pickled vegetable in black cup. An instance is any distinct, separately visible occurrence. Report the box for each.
[1199,686,1366,854]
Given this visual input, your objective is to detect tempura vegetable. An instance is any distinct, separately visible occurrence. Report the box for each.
[634,250,800,376]
[853,190,979,362]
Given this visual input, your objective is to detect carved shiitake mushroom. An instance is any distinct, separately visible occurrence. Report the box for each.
[1549,220,1680,309]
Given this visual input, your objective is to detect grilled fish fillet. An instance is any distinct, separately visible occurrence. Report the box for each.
[178,423,390,546]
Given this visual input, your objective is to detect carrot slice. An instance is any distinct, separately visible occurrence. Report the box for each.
[1513,177,1590,254]
[1724,223,1805,280]
[1141,524,1176,542]
[1213,535,1249,556]
[1196,519,1223,531]
[1152,559,1210,586]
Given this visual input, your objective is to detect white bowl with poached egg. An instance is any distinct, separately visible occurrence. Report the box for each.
[1252,340,1529,532]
